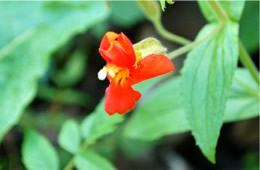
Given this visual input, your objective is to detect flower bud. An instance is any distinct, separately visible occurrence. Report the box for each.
[137,0,161,22]
[133,37,167,58]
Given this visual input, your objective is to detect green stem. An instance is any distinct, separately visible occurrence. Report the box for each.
[208,0,228,22]
[63,141,88,170]
[168,23,223,59]
[208,0,259,86]
[63,158,75,170]
[238,40,260,85]
[153,20,191,45]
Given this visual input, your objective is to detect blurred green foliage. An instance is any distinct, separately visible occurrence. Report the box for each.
[22,129,60,170]
[243,151,259,170]
[239,1,259,54]
[110,1,144,27]
[0,1,109,142]
[58,120,81,154]
[0,1,258,170]
[75,151,116,170]
[52,51,87,88]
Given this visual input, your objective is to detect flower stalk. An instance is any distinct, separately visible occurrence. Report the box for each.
[153,20,191,45]
[208,0,259,86]
[168,23,223,59]
[238,41,260,85]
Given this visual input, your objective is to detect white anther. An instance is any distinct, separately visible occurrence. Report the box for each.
[98,67,107,80]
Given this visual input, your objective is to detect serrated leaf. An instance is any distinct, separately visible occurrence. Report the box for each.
[198,1,245,23]
[75,151,116,170]
[22,129,60,170]
[0,1,109,142]
[58,120,81,154]
[81,99,124,144]
[181,23,239,162]
[124,69,259,141]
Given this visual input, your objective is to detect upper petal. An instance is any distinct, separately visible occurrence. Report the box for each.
[130,54,174,85]
[99,32,136,68]
[104,83,141,115]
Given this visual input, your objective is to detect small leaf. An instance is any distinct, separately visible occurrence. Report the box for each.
[58,119,81,154]
[181,22,239,162]
[22,129,59,170]
[198,1,245,22]
[81,99,124,144]
[159,0,174,11]
[75,151,116,170]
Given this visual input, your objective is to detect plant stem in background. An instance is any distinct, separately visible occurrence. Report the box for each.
[63,158,75,170]
[63,141,88,170]
[168,23,223,59]
[153,20,191,45]
[238,41,260,85]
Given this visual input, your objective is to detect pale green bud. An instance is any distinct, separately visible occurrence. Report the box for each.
[133,37,167,58]
[137,0,161,22]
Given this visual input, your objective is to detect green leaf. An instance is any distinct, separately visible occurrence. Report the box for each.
[22,129,60,170]
[124,77,189,140]
[110,1,144,27]
[58,120,81,154]
[239,1,259,54]
[181,23,239,162]
[120,137,155,159]
[81,99,124,144]
[0,1,109,142]
[75,151,116,170]
[225,69,260,122]
[198,1,245,22]
[124,69,259,141]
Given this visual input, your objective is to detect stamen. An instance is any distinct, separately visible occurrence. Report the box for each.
[108,68,116,78]
[98,64,130,85]
[98,67,107,80]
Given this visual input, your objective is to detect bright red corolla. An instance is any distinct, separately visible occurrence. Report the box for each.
[98,32,174,115]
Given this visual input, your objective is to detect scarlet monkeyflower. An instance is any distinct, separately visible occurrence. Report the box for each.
[98,32,174,115]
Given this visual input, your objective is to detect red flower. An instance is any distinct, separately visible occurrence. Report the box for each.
[98,32,174,115]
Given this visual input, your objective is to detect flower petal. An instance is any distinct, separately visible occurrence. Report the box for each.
[104,83,141,115]
[99,32,136,68]
[131,54,174,84]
